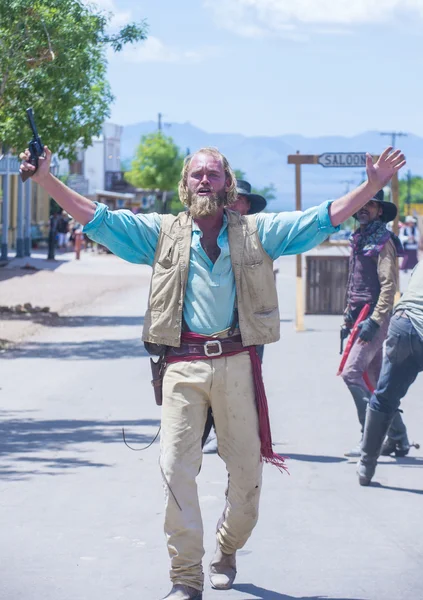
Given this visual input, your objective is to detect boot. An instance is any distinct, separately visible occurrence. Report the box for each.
[209,545,237,590]
[381,411,410,457]
[357,407,394,486]
[347,384,369,428]
[344,384,369,457]
[162,584,202,600]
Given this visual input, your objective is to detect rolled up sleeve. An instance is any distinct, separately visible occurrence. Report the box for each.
[83,202,161,265]
[256,200,340,260]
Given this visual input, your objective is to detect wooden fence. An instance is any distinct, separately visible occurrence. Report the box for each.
[305,255,349,315]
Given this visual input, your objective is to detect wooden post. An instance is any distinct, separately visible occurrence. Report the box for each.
[295,156,305,332]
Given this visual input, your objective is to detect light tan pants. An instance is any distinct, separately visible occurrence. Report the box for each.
[160,352,263,590]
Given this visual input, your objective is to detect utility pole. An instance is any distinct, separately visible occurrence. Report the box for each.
[158,112,162,132]
[380,131,407,218]
[380,131,407,150]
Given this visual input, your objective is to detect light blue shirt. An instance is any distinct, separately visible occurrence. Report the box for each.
[84,202,339,334]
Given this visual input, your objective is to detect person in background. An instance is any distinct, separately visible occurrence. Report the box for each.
[400,215,420,272]
[357,260,423,486]
[57,210,70,249]
[340,190,410,458]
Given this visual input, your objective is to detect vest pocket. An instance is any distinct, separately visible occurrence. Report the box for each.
[157,242,178,269]
[242,262,278,313]
[149,263,179,311]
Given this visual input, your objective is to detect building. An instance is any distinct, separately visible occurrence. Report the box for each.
[59,122,123,198]
[0,122,161,260]
[0,154,54,260]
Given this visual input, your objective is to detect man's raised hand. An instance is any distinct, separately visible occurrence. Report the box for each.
[19,146,52,184]
[366,147,406,191]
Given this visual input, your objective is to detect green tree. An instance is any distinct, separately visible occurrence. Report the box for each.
[234,168,246,180]
[234,168,276,209]
[399,174,423,218]
[0,0,147,157]
[126,132,184,214]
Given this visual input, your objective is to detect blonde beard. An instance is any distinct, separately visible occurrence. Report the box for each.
[187,192,225,218]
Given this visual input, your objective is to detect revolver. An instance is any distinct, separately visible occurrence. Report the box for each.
[21,108,44,182]
[340,325,351,355]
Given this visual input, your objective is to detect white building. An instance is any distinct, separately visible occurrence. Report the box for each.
[59,122,123,197]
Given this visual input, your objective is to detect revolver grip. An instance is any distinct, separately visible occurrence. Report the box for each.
[20,142,40,182]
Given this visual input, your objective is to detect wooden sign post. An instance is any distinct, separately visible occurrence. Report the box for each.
[287,152,390,332]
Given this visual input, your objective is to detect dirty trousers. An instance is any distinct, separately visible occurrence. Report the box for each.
[160,352,263,590]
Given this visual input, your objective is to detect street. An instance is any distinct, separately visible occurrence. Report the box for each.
[1,252,422,600]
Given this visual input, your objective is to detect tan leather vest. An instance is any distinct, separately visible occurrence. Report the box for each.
[142,209,280,347]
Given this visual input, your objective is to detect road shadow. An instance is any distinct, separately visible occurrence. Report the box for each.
[0,413,160,480]
[3,337,149,360]
[233,584,366,599]
[0,314,145,328]
[370,481,423,495]
[275,453,348,464]
[0,258,68,281]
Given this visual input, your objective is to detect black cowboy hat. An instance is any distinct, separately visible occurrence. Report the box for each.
[236,180,267,214]
[354,189,397,223]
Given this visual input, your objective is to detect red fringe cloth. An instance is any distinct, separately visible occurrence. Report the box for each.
[166,332,288,473]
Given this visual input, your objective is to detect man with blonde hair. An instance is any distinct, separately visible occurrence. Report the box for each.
[21,143,405,600]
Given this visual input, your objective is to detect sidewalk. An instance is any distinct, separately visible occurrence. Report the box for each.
[0,248,151,347]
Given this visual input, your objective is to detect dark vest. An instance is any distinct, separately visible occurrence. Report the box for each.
[347,253,380,316]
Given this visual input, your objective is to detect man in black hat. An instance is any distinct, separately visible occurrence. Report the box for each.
[202,180,268,454]
[340,189,410,457]
[231,179,267,215]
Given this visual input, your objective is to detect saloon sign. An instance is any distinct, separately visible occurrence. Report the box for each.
[318,152,367,168]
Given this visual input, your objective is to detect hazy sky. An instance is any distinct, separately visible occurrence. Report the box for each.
[99,0,423,138]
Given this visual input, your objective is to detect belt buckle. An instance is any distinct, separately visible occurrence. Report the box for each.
[204,340,223,357]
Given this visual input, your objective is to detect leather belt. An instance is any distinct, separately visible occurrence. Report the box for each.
[166,335,245,359]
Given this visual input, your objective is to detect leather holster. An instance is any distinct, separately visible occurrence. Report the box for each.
[150,355,166,406]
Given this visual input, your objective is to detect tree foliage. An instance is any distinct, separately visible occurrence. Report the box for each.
[0,0,147,158]
[399,175,423,217]
[234,168,276,208]
[126,132,184,214]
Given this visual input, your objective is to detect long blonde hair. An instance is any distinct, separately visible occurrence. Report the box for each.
[178,147,238,207]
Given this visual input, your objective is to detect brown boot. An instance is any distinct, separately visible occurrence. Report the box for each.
[209,546,237,590]
[162,584,202,599]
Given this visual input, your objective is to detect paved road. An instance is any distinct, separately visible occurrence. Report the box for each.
[1,255,422,600]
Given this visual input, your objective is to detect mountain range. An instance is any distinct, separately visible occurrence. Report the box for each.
[121,122,423,211]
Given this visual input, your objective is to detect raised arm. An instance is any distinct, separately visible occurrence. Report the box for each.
[20,146,96,225]
[20,145,161,265]
[329,147,405,227]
